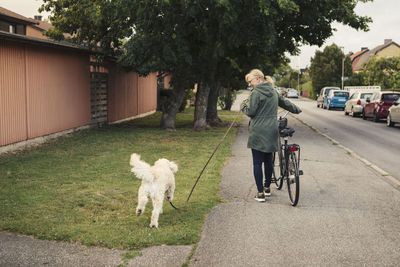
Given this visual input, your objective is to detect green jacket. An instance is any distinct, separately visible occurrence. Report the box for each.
[240,82,302,153]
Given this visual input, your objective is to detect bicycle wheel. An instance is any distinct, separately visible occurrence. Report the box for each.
[273,140,284,189]
[287,150,300,206]
[272,152,281,189]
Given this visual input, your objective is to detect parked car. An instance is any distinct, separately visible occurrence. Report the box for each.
[387,98,400,127]
[323,90,349,110]
[287,89,298,98]
[362,91,400,122]
[344,91,374,117]
[317,87,340,108]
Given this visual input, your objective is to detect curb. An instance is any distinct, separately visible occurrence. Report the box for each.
[292,115,400,190]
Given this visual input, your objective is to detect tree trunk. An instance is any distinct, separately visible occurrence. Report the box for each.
[206,85,222,126]
[160,85,185,130]
[193,83,211,131]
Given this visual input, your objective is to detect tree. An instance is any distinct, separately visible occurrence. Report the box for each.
[363,57,400,91]
[41,0,373,130]
[309,44,352,95]
[345,72,368,86]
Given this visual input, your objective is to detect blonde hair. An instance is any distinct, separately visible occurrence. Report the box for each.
[265,75,275,87]
[245,69,264,83]
[245,69,274,87]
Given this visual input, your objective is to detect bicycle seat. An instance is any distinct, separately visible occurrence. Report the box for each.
[280,127,295,137]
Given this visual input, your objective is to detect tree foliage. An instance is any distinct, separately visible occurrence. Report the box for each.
[362,57,400,91]
[309,44,353,94]
[344,71,368,86]
[40,0,373,129]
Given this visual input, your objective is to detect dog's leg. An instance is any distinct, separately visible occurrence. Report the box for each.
[136,187,148,216]
[150,196,164,228]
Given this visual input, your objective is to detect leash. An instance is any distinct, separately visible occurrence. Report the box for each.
[169,110,242,210]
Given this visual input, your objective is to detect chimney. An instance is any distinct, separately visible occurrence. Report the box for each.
[384,39,392,44]
[361,47,368,51]
[34,15,42,21]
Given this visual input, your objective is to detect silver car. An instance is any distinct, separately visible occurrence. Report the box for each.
[287,89,298,98]
[387,98,400,127]
[344,91,373,117]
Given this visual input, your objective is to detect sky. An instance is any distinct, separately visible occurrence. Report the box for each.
[1,0,399,70]
[288,0,400,69]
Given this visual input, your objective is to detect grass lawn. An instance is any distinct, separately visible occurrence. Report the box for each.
[0,109,242,250]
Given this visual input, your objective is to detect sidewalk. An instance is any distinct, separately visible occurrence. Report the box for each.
[1,93,399,266]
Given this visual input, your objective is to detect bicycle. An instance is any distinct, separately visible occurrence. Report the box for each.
[271,111,303,206]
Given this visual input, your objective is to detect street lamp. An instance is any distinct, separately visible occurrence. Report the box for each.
[341,46,345,90]
[297,57,300,92]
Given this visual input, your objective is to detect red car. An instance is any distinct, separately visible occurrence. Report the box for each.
[362,91,400,122]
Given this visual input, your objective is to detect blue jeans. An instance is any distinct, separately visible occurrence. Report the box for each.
[251,149,273,193]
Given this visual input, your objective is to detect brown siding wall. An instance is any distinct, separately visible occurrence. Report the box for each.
[0,41,27,146]
[1,38,156,148]
[0,39,90,146]
[138,73,157,114]
[108,64,157,123]
[25,46,90,139]
[26,26,47,40]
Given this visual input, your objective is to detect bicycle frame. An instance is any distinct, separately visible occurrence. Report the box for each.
[273,111,302,206]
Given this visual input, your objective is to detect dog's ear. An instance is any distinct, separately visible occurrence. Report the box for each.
[168,161,178,173]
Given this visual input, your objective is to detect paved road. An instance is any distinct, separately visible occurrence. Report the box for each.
[291,97,400,182]
[190,93,400,266]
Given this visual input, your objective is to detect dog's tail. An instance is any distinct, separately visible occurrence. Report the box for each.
[130,153,154,183]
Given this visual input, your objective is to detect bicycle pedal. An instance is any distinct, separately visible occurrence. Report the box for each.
[299,170,304,175]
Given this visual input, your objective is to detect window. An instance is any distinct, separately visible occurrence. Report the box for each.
[360,93,372,99]
[334,91,349,97]
[324,88,332,96]
[382,94,400,101]
[9,24,16,33]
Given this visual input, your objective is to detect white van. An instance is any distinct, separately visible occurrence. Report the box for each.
[344,86,381,97]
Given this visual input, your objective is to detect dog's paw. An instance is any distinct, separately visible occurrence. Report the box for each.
[136,209,142,216]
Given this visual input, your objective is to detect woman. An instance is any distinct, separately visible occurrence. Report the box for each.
[240,69,302,202]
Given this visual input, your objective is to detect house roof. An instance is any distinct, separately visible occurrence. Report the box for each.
[31,19,53,31]
[350,48,369,62]
[353,41,400,72]
[0,30,89,53]
[0,6,38,25]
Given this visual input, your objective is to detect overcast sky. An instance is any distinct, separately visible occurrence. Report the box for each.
[288,0,400,69]
[1,0,399,70]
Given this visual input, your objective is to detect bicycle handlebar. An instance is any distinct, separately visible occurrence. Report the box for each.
[278,110,289,119]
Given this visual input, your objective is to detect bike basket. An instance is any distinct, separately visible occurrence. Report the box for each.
[278,117,287,130]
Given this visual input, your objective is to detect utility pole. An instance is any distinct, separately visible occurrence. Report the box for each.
[297,57,300,92]
[341,46,345,90]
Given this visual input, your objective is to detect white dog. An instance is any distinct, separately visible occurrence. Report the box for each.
[129,153,178,228]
